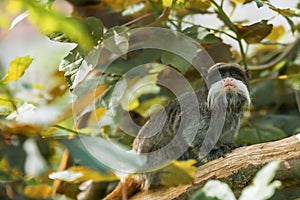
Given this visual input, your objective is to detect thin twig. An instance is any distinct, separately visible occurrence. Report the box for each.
[122,13,153,27]
[172,19,236,40]
[53,124,80,135]
[146,7,171,27]
[247,36,300,70]
[237,39,248,69]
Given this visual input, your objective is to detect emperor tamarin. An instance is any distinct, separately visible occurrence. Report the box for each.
[132,63,251,189]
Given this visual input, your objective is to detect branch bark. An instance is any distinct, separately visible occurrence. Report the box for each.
[123,134,300,199]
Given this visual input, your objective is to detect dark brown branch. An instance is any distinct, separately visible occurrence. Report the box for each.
[105,134,300,200]
[146,7,171,27]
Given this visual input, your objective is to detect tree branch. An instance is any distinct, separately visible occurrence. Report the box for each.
[106,134,300,200]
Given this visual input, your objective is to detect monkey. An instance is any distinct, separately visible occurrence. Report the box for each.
[133,62,250,189]
[104,63,250,199]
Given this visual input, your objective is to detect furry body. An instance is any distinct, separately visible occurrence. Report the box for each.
[133,63,250,189]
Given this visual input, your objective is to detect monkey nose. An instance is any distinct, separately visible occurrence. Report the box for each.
[223,78,237,91]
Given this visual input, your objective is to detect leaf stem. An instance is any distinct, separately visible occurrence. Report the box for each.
[237,39,248,69]
[172,19,236,40]
[209,0,248,68]
[53,124,79,135]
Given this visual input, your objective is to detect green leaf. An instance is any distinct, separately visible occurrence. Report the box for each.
[190,190,220,200]
[239,160,281,200]
[85,17,104,44]
[161,51,191,74]
[104,26,128,37]
[2,56,33,83]
[283,16,296,33]
[59,46,84,88]
[190,180,236,200]
[59,137,109,173]
[104,26,129,57]
[77,135,147,173]
[21,0,94,51]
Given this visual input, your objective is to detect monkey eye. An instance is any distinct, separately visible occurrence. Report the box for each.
[230,72,238,79]
[229,71,243,80]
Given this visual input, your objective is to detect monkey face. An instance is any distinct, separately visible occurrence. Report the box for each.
[206,63,250,110]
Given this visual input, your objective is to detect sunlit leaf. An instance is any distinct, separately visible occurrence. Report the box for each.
[239,160,281,200]
[160,160,196,187]
[236,20,273,44]
[69,166,119,183]
[162,0,173,7]
[266,25,285,42]
[12,0,94,51]
[24,184,53,199]
[191,180,236,200]
[269,7,300,17]
[49,170,82,182]
[5,0,24,14]
[9,11,29,30]
[1,56,33,83]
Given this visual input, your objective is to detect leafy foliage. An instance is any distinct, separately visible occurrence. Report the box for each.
[1,56,33,83]
[190,160,282,200]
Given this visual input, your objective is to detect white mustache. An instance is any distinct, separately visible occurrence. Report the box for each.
[207,78,251,109]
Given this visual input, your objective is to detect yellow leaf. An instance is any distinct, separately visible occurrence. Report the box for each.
[163,0,173,7]
[5,0,24,15]
[160,159,196,187]
[24,184,53,199]
[266,25,285,42]
[85,107,106,126]
[2,56,32,83]
[52,166,119,183]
